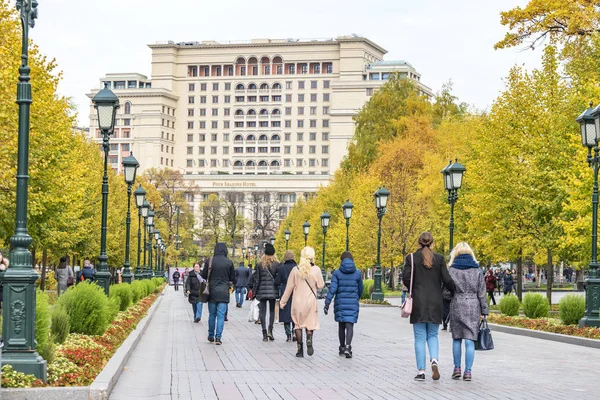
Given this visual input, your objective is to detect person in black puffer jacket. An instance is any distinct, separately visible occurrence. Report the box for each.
[185,263,205,322]
[252,243,280,342]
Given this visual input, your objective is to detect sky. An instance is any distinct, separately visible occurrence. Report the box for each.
[17,0,540,126]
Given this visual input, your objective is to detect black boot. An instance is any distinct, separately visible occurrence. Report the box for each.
[262,330,268,342]
[268,328,275,341]
[292,336,297,342]
[296,342,304,358]
[339,346,345,356]
[306,333,314,356]
[344,345,353,359]
[286,334,292,342]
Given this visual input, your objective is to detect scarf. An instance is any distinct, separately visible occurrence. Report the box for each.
[450,254,479,270]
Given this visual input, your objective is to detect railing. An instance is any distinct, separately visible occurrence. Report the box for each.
[234,115,244,119]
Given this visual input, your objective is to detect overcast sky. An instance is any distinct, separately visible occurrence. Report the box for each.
[20,0,539,126]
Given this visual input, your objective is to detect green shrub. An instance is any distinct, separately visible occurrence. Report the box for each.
[130,280,145,303]
[360,279,387,299]
[36,290,54,363]
[56,282,109,336]
[152,277,163,287]
[51,306,70,345]
[143,280,154,297]
[106,296,120,323]
[559,294,585,325]
[499,294,521,316]
[109,283,132,311]
[522,293,550,318]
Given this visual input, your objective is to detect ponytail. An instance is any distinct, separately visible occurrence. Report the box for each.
[418,232,434,269]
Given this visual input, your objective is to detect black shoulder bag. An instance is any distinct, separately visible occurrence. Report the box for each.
[198,258,212,303]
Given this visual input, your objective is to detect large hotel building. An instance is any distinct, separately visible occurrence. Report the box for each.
[87,36,432,236]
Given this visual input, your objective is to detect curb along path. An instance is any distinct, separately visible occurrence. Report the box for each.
[109,288,600,400]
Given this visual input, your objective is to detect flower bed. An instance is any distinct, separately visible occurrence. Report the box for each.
[487,313,600,340]
[1,285,163,388]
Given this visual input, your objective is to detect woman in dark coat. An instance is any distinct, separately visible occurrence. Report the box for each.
[447,242,488,381]
[275,250,297,342]
[324,251,363,358]
[185,262,205,322]
[403,232,456,382]
[252,244,280,342]
[503,271,514,295]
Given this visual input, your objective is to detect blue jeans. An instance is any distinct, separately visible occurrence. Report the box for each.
[235,287,246,306]
[192,302,203,320]
[401,290,408,303]
[453,339,475,372]
[208,302,228,339]
[413,323,439,371]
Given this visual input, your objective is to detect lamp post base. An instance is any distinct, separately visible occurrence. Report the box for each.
[1,351,47,382]
[371,269,384,301]
[134,268,143,281]
[122,271,133,284]
[95,271,111,295]
[579,276,600,328]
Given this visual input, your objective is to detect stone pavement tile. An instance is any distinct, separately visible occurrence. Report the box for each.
[212,382,243,400]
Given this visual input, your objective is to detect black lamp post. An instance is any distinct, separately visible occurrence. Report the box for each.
[93,82,121,295]
[153,229,160,277]
[121,153,139,284]
[242,246,246,266]
[303,221,311,247]
[320,211,331,292]
[284,229,291,250]
[371,187,390,301]
[134,185,146,281]
[441,159,466,251]
[577,104,600,327]
[140,200,150,279]
[146,210,155,279]
[254,243,259,269]
[270,236,276,246]
[342,200,354,251]
[1,0,46,380]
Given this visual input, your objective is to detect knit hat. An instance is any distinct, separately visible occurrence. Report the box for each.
[264,243,276,256]
[284,250,294,261]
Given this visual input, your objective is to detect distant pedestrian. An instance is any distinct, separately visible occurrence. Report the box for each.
[172,268,181,291]
[324,251,363,358]
[280,246,325,358]
[402,232,456,381]
[275,250,298,342]
[234,261,250,308]
[447,242,488,381]
[485,269,497,306]
[503,270,514,295]
[201,243,235,345]
[495,269,503,296]
[55,256,74,297]
[185,263,205,322]
[252,244,280,342]
[77,260,95,282]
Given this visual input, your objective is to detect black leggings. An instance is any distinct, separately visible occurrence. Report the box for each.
[259,299,276,331]
[338,322,354,346]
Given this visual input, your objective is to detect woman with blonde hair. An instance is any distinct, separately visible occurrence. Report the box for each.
[447,242,488,381]
[252,243,280,341]
[280,246,325,357]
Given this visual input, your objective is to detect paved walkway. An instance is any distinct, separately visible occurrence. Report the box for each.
[110,287,600,400]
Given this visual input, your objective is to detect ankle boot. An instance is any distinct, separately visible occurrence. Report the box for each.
[262,330,268,342]
[306,333,314,356]
[292,336,297,342]
[339,346,345,356]
[286,334,292,342]
[268,328,275,341]
[296,342,304,357]
[344,345,353,359]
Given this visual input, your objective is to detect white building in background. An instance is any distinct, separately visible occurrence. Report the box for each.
[87,36,433,238]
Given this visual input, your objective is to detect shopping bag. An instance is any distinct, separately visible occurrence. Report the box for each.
[475,317,494,351]
[248,299,260,322]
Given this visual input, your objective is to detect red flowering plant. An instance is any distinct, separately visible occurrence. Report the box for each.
[488,313,600,340]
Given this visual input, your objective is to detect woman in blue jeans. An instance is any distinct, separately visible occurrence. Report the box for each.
[402,232,455,381]
[447,242,488,381]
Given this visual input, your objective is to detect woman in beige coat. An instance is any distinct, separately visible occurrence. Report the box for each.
[280,246,324,358]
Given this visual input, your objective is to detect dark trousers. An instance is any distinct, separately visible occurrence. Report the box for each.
[284,322,295,335]
[338,322,354,346]
[259,298,276,331]
[173,280,179,291]
[487,290,497,305]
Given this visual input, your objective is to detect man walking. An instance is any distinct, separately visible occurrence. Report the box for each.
[172,268,181,291]
[202,242,235,345]
[235,261,250,308]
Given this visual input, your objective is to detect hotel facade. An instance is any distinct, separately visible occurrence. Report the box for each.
[87,36,432,236]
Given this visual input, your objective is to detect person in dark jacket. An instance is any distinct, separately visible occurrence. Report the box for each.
[275,250,297,342]
[172,268,181,291]
[185,263,205,322]
[403,232,456,382]
[235,261,250,308]
[201,243,235,345]
[252,243,280,341]
[503,270,514,295]
[485,269,497,305]
[324,251,363,358]
[78,260,95,282]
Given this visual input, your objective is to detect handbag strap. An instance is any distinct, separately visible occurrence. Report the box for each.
[304,277,317,299]
[409,253,415,296]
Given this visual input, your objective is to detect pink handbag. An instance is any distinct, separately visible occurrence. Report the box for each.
[401,254,414,318]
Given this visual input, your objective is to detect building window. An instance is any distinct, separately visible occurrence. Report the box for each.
[297,145,303,154]
[187,147,193,155]
[211,133,218,141]
[234,147,243,153]
[285,120,292,128]
[200,83,207,91]
[199,121,206,129]
[284,159,291,167]
[198,159,205,167]
[200,96,207,104]
[323,106,329,115]
[199,146,205,154]
[297,120,304,128]
[298,107,304,115]
[223,146,229,154]
[189,83,195,91]
[322,145,329,154]
[188,121,194,129]
[310,93,317,102]
[199,134,206,141]
[188,66,198,77]
[187,134,193,142]
[252,66,258,75]
[366,88,374,96]
[224,121,230,129]
[235,121,244,128]
[224,133,230,141]
[259,121,269,128]
[323,120,330,128]
[186,159,193,167]
[212,121,218,129]
[225,96,231,103]
[296,158,304,166]
[285,133,291,141]
[212,108,218,116]
[297,132,304,141]
[223,159,230,167]
[324,80,330,88]
[212,95,219,103]
[247,147,255,153]
[211,146,217,154]
[322,159,329,167]
[298,94,304,102]
[323,93,330,102]
[199,108,206,116]
[225,82,231,90]
[259,147,268,153]
[285,94,292,102]
[272,95,282,101]
[265,66,271,75]
[122,129,130,138]
[309,145,316,154]
[310,120,317,128]
[310,107,317,115]
[247,121,256,128]
[271,147,280,153]
[213,83,219,91]
[286,81,293,89]
[309,159,316,167]
[311,80,318,89]
[224,108,230,116]
[260,95,269,102]
[203,67,210,76]
[248,96,257,102]
[309,132,317,141]
[277,65,283,75]
[188,96,195,104]
[236,96,245,102]
[284,146,291,154]
[123,102,131,114]
[289,65,295,74]
[285,107,292,115]
[188,109,195,117]
[298,81,305,89]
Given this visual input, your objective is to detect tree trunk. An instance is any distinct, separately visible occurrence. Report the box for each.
[516,249,523,302]
[546,248,553,305]
[40,248,48,291]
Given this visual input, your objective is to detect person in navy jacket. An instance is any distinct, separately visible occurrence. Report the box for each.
[324,251,364,358]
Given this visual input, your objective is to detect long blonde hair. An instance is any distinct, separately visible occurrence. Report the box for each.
[260,254,278,269]
[298,246,315,278]
[449,242,478,266]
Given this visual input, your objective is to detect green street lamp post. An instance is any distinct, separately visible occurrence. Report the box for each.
[140,200,150,279]
[153,231,161,276]
[342,200,354,251]
[161,244,166,273]
[270,236,276,246]
[371,187,390,301]
[146,210,154,279]
[303,221,311,247]
[92,81,121,295]
[242,247,246,266]
[1,0,47,380]
[121,153,139,284]
[254,243,259,269]
[577,104,600,327]
[284,229,291,250]
[320,211,331,293]
[441,159,466,251]
[134,186,146,280]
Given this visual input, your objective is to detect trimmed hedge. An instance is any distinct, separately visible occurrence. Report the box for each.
[36,290,54,363]
[559,294,585,325]
[109,283,133,311]
[499,294,521,316]
[130,280,145,303]
[522,293,550,318]
[51,306,70,345]
[360,279,387,299]
[57,282,110,336]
